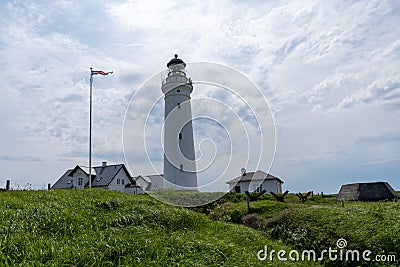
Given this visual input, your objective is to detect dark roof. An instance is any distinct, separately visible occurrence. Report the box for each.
[51,169,74,189]
[167,54,186,68]
[92,164,131,187]
[337,182,398,201]
[146,174,164,191]
[51,164,133,189]
[226,170,284,184]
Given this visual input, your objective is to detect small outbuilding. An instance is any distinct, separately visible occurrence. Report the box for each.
[133,174,164,192]
[226,169,283,194]
[336,182,398,201]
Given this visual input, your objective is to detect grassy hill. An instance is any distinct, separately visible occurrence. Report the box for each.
[206,193,400,266]
[0,190,398,266]
[0,189,317,266]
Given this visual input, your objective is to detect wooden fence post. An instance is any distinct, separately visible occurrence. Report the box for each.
[6,180,10,190]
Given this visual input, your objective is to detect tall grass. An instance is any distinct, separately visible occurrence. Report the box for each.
[0,189,316,266]
[205,194,399,266]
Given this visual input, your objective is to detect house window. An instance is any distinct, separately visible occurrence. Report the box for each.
[256,185,263,193]
[179,133,182,139]
[180,164,183,172]
[122,179,125,185]
[78,177,83,186]
[117,178,120,184]
[177,89,180,92]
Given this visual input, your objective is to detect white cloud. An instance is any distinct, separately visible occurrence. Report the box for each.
[0,0,399,192]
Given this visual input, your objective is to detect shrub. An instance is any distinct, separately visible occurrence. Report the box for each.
[208,202,245,223]
[242,213,263,229]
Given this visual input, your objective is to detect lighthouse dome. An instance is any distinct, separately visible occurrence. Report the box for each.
[167,54,186,67]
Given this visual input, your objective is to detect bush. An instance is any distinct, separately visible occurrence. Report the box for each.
[208,202,245,223]
[242,213,263,229]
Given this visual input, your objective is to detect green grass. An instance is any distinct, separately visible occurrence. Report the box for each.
[1,190,398,266]
[206,193,337,223]
[0,189,317,266]
[206,194,400,266]
[264,202,400,258]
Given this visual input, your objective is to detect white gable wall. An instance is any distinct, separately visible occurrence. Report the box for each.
[261,180,282,194]
[71,168,89,189]
[108,168,130,192]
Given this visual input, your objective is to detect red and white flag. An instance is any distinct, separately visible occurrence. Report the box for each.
[91,70,113,76]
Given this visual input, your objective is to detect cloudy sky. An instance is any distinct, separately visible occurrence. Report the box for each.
[0,0,399,193]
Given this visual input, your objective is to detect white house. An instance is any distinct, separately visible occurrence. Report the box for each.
[226,169,283,194]
[51,162,143,194]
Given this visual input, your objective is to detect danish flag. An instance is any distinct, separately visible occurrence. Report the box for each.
[91,70,113,76]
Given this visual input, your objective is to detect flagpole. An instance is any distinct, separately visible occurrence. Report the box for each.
[88,68,112,189]
[89,67,93,189]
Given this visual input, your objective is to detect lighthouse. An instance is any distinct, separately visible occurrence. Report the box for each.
[162,54,198,191]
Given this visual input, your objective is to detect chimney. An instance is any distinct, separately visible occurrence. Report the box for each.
[102,161,107,168]
[241,168,246,176]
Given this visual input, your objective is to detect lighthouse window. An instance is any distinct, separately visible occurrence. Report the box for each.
[177,103,180,108]
[177,89,180,92]
[180,164,183,172]
[179,133,182,139]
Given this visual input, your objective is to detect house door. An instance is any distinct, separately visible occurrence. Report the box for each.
[234,186,240,193]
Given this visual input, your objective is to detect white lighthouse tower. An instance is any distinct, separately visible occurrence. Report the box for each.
[162,54,198,191]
